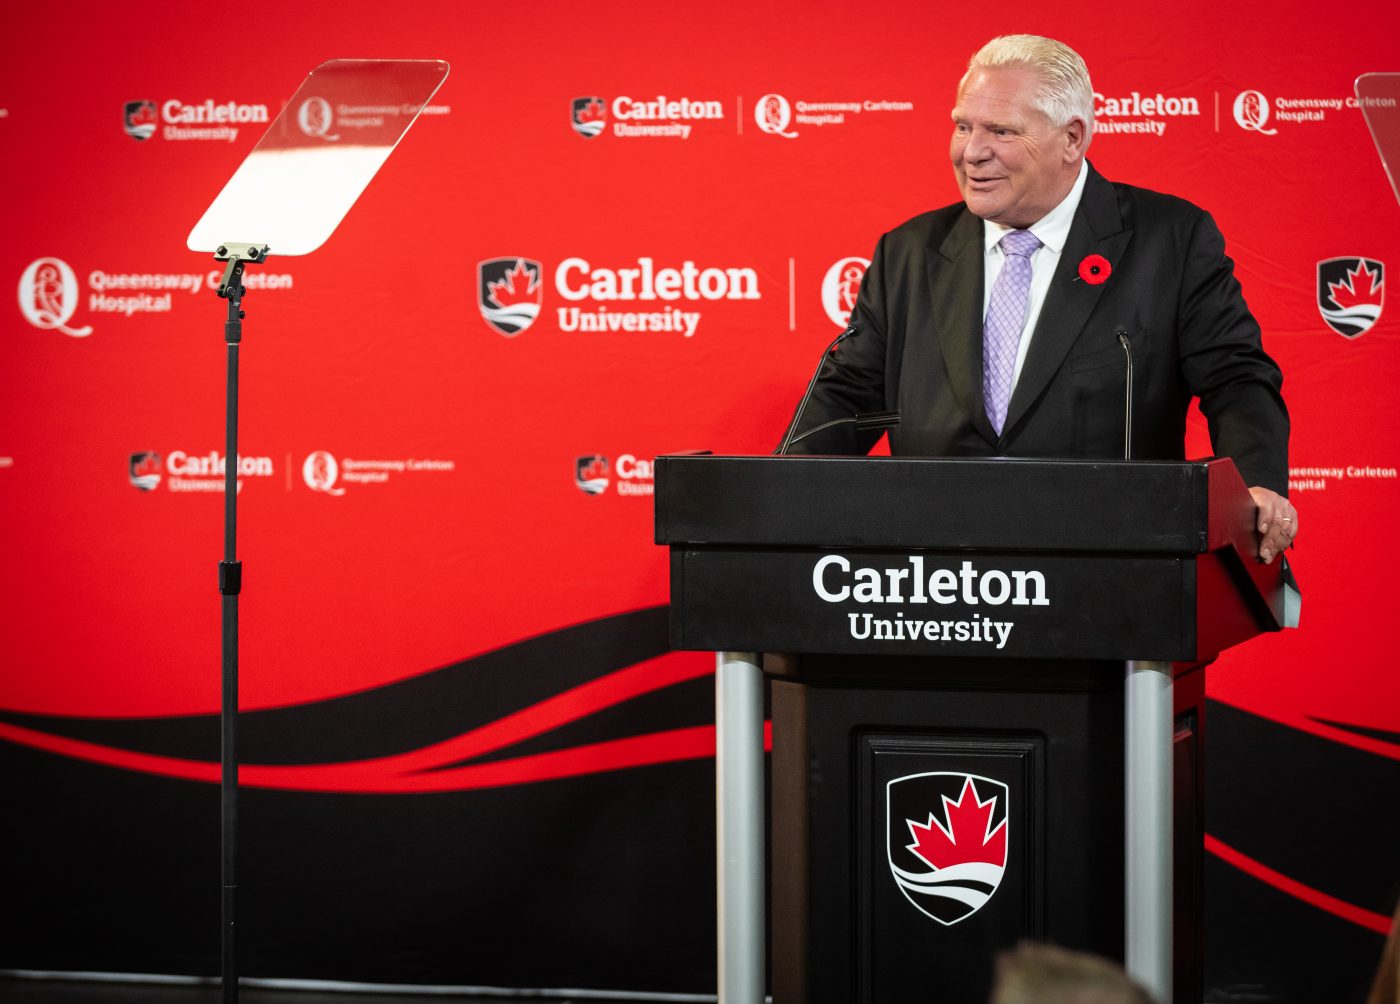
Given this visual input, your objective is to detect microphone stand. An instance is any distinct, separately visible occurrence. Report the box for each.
[212,241,269,1004]
[785,411,901,449]
[1117,327,1133,460]
[777,324,857,455]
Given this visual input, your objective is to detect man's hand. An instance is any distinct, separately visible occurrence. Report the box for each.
[1249,486,1298,565]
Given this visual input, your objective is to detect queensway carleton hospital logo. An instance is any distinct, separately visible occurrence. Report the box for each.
[1233,90,1278,135]
[297,96,338,140]
[303,451,346,495]
[754,94,798,138]
[822,257,869,328]
[18,257,92,337]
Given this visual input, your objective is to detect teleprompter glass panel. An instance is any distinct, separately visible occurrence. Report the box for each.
[187,59,449,256]
[1357,73,1400,209]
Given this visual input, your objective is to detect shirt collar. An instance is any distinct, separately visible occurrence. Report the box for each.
[982,159,1090,257]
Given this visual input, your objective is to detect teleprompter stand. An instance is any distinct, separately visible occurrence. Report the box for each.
[655,454,1287,1004]
[188,59,449,1001]
[210,242,267,1004]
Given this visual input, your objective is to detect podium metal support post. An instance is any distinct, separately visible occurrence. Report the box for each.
[1125,659,1173,1003]
[716,651,765,1004]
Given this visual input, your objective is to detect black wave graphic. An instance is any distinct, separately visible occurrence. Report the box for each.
[1207,700,1400,916]
[1206,700,1397,1003]
[0,606,697,767]
[1310,716,1400,748]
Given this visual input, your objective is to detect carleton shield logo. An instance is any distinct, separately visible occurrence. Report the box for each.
[571,96,607,138]
[887,772,1008,925]
[1317,257,1384,339]
[575,454,610,495]
[124,100,158,141]
[478,258,543,337]
[129,451,162,491]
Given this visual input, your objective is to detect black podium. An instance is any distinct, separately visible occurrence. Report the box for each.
[654,455,1285,1004]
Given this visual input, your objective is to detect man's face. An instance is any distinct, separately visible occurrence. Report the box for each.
[950,65,1082,228]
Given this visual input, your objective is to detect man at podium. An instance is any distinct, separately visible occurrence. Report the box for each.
[783,34,1299,565]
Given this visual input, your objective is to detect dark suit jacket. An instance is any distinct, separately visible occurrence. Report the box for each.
[789,165,1289,495]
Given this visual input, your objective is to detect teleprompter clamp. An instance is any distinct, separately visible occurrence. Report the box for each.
[213,243,270,300]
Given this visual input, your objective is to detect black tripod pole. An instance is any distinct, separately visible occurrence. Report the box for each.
[213,243,267,1004]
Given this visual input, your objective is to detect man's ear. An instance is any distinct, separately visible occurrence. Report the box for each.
[1063,116,1088,161]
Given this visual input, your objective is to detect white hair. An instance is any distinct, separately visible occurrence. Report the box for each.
[963,35,1095,131]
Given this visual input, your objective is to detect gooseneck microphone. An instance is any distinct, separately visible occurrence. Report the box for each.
[1116,326,1133,461]
[786,410,901,448]
[776,323,860,455]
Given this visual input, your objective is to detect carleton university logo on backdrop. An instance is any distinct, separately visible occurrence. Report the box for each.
[478,258,543,337]
[571,97,607,138]
[1318,257,1384,338]
[887,772,1008,925]
[575,454,610,495]
[124,100,158,141]
[128,452,162,491]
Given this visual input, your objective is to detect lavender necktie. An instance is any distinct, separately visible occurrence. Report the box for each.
[982,229,1042,435]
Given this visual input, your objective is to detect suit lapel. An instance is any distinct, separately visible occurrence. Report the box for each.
[1003,167,1133,438]
[927,208,997,444]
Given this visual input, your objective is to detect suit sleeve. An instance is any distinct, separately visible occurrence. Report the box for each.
[780,233,895,455]
[1176,211,1290,495]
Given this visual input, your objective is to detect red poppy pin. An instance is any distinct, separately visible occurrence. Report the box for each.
[1078,254,1112,285]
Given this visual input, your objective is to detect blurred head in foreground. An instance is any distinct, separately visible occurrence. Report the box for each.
[988,942,1158,1004]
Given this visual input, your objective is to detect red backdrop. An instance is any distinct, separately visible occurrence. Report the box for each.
[1,1,1397,999]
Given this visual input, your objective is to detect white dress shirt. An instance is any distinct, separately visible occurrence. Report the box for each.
[981,159,1090,390]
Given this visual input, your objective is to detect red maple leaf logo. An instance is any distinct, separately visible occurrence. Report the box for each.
[133,454,160,478]
[1329,261,1384,310]
[906,778,1007,870]
[487,260,540,310]
[579,457,608,482]
[578,99,605,125]
[132,104,156,127]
